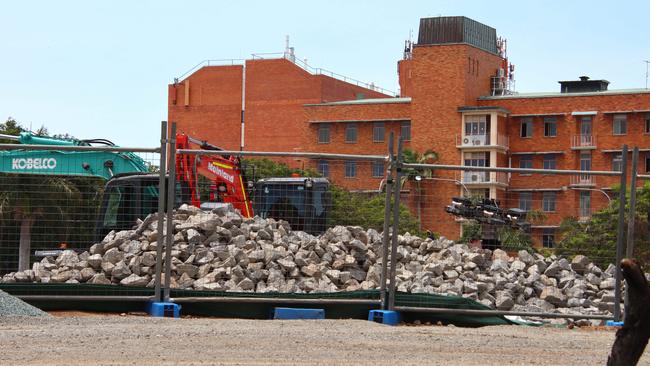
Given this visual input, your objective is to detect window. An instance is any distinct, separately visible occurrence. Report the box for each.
[463,152,488,183]
[344,161,356,178]
[372,162,384,178]
[345,123,357,143]
[464,152,489,167]
[646,153,650,173]
[373,122,385,142]
[519,155,532,175]
[400,121,411,141]
[317,160,329,177]
[542,229,555,248]
[519,192,532,211]
[613,114,627,135]
[544,117,557,137]
[580,151,591,170]
[612,154,623,172]
[645,113,650,134]
[543,155,556,170]
[467,189,489,199]
[318,124,330,143]
[520,117,533,138]
[579,191,591,218]
[542,192,556,212]
[465,115,488,136]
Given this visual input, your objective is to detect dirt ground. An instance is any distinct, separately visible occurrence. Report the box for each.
[1,313,648,366]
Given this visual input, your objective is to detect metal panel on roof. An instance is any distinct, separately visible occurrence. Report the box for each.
[417,16,497,54]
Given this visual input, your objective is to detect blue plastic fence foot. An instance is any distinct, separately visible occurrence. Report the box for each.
[368,310,400,325]
[147,301,181,318]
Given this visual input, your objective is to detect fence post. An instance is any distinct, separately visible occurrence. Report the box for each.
[379,133,395,310]
[387,136,404,310]
[163,122,177,302]
[624,146,639,312]
[614,144,628,322]
[154,121,168,303]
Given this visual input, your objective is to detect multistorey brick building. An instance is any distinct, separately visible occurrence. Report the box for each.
[169,16,650,246]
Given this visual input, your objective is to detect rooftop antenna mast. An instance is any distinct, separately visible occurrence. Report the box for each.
[644,60,650,89]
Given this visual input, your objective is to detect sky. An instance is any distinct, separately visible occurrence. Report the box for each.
[2,0,649,147]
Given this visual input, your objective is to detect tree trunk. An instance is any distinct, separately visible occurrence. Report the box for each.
[607,258,650,366]
[17,216,33,272]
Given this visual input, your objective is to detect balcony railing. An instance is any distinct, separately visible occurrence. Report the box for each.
[570,174,596,187]
[571,135,596,149]
[456,134,509,150]
[457,170,508,185]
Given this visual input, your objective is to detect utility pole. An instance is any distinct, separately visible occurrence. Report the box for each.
[645,60,650,89]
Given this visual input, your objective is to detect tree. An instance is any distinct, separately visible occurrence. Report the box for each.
[0,175,83,271]
[328,186,421,235]
[557,183,650,268]
[0,117,26,143]
[399,148,439,231]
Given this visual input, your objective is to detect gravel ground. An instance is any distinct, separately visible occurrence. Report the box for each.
[1,314,648,366]
[0,290,49,317]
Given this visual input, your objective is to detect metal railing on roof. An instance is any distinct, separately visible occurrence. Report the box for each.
[174,59,246,83]
[174,53,397,96]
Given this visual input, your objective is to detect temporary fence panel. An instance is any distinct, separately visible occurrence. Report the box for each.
[0,143,162,274]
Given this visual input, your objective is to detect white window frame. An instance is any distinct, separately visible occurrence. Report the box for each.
[344,161,357,178]
[519,192,532,211]
[318,124,330,144]
[542,192,556,212]
[613,114,627,135]
[345,123,357,143]
[520,118,533,138]
[373,122,385,143]
[544,117,557,137]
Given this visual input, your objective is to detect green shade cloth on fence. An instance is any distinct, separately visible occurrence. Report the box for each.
[0,284,513,327]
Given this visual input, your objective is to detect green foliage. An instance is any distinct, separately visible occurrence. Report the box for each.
[328,186,421,235]
[498,226,533,252]
[399,148,439,188]
[557,183,650,267]
[0,117,26,143]
[459,221,481,243]
[242,158,319,180]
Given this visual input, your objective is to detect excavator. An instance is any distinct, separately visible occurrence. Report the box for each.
[0,132,329,251]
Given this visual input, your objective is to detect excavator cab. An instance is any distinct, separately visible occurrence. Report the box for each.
[253,177,330,235]
[94,173,191,242]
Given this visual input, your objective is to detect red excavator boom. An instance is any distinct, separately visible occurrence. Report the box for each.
[175,133,253,217]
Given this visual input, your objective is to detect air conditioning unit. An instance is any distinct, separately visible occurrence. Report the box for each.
[462,137,470,145]
[464,171,485,183]
[471,135,487,146]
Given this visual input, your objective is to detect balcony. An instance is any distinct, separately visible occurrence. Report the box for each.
[457,170,508,187]
[570,174,596,187]
[571,135,596,150]
[456,134,509,151]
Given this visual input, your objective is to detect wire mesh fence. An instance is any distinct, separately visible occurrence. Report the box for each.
[1,124,646,322]
[0,143,161,275]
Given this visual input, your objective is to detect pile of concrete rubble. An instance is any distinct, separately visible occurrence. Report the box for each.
[1,204,619,316]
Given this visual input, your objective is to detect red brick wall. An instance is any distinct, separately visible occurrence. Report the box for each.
[398,59,414,97]
[168,66,244,151]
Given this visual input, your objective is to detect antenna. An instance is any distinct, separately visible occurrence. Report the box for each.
[644,60,650,89]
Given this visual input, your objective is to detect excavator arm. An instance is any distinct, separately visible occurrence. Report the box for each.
[0,132,149,179]
[175,133,253,217]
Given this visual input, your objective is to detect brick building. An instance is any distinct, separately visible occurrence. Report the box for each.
[168,16,650,246]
